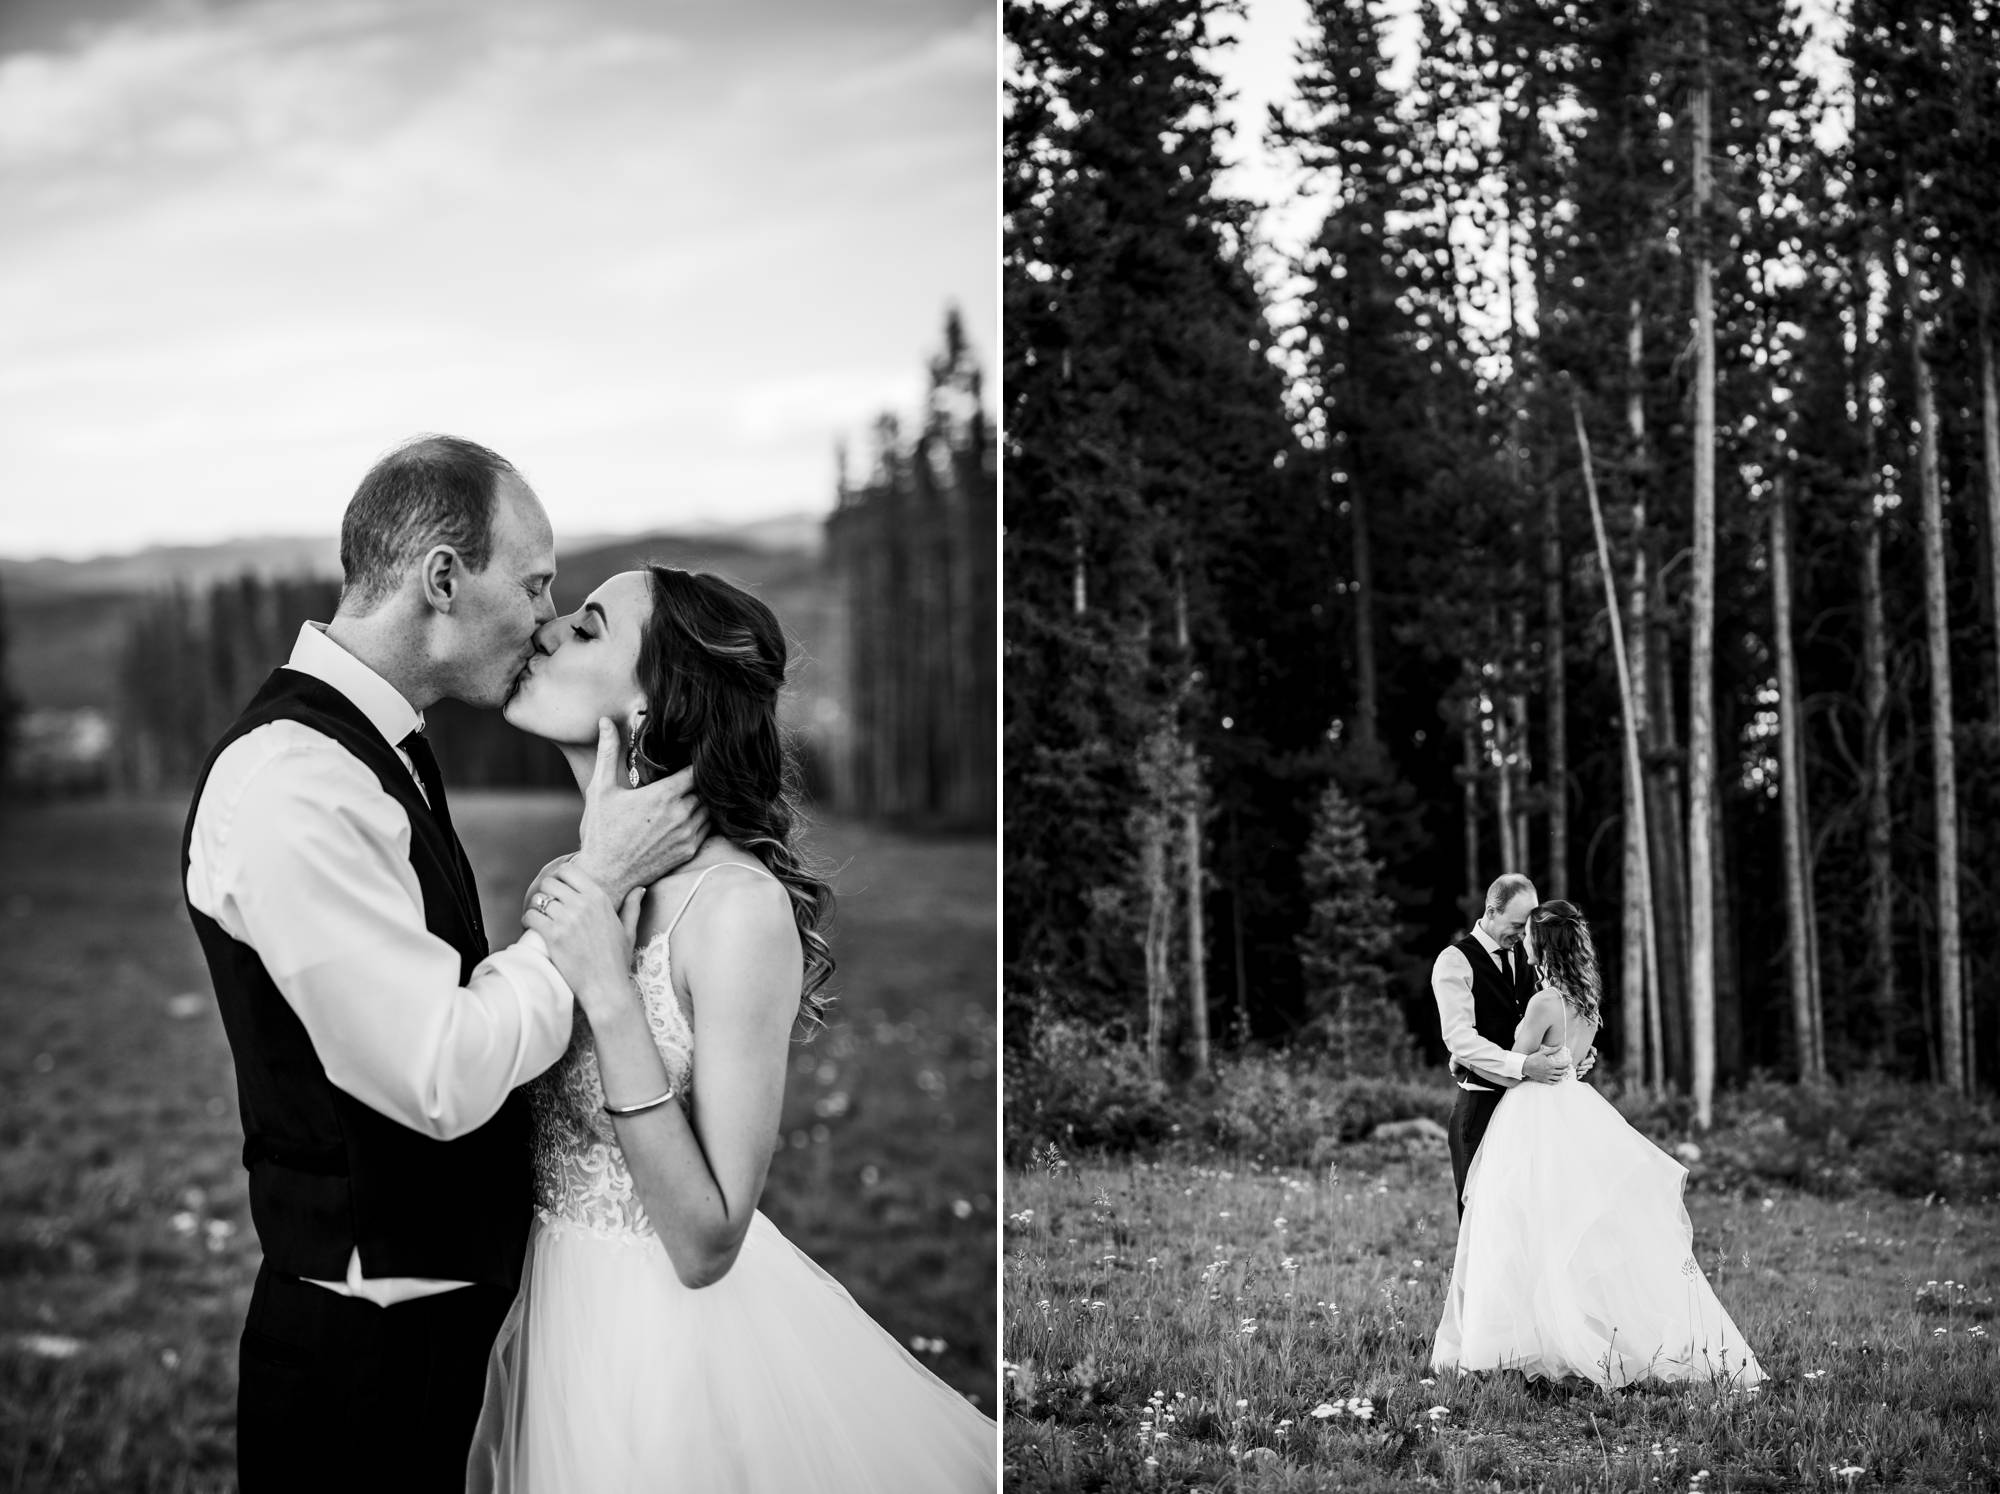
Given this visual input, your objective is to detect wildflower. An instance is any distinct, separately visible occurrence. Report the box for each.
[1309,1396,1374,1422]
[1274,1216,1288,1229]
[1280,1256,1299,1273]
[1419,1377,1436,1387]
[1425,1405,1450,1422]
[1238,1318,1258,1337]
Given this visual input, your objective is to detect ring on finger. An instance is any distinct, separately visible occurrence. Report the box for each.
[533,892,555,914]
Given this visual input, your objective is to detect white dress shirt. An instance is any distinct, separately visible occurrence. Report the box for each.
[186,622,575,1304]
[1431,922,1529,1092]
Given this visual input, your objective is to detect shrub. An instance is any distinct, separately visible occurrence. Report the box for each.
[1002,1016,1179,1162]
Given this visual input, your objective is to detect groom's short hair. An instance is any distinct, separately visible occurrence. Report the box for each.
[1485,873,1536,915]
[338,435,517,615]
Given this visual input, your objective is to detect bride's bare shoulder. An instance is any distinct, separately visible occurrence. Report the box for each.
[635,844,786,948]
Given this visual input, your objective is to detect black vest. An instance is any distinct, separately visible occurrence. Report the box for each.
[1450,932,1538,1092]
[181,668,533,1288]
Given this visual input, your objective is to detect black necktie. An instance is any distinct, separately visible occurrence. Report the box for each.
[400,728,483,944]
[399,728,452,833]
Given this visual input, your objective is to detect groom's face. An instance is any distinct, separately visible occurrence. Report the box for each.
[441,474,559,709]
[1491,892,1534,949]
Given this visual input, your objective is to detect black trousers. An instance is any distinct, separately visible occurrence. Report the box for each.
[1447,1085,1505,1220]
[238,1263,514,1493]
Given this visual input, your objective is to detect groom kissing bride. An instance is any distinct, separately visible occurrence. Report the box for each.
[1426,874,1765,1389]
[182,436,995,1491]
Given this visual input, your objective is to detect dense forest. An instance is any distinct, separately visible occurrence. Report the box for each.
[826,308,999,825]
[1003,0,2000,1116]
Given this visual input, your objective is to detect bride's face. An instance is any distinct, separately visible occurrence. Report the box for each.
[502,569,652,745]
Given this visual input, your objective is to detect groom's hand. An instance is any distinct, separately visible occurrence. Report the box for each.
[1575,1045,1598,1080]
[571,719,708,900]
[1522,1045,1569,1084]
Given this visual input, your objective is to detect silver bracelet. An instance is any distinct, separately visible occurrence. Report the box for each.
[603,1085,678,1117]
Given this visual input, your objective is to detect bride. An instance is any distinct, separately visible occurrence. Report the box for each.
[1431,899,1765,1391]
[467,564,996,1490]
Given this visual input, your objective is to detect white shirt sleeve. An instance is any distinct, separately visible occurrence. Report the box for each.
[1432,944,1525,1086]
[187,722,575,1142]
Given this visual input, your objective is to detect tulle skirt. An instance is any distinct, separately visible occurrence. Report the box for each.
[1431,1076,1765,1390]
[466,1211,997,1492]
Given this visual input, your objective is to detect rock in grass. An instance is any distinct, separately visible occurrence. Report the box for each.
[1370,1118,1449,1149]
[13,1333,83,1360]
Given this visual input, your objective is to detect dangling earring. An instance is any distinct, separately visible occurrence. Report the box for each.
[627,732,641,789]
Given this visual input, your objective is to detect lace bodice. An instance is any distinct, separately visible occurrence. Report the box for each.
[529,929,695,1240]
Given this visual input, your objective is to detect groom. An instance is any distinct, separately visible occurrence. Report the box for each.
[182,436,703,1492]
[1431,873,1589,1218]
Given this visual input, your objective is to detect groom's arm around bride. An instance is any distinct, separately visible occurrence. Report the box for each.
[1431,875,1569,1218]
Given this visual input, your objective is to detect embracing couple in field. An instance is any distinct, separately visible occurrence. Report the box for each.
[181,436,996,1491]
[1426,873,1766,1390]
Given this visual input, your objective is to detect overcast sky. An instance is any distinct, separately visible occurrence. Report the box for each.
[0,0,995,560]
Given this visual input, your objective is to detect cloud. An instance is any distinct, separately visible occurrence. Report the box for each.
[0,0,994,559]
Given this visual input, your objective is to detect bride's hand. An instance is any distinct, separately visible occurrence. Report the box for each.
[524,863,640,1018]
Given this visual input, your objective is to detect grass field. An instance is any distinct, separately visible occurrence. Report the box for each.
[1003,1142,1999,1492]
[0,792,995,1492]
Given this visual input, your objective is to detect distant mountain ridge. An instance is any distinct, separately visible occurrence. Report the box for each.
[0,515,834,715]
[0,511,825,601]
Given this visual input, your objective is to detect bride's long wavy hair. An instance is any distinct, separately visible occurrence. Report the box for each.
[629,565,834,1028]
[1528,899,1600,1024]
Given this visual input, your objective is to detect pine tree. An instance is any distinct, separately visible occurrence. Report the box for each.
[1295,778,1407,1074]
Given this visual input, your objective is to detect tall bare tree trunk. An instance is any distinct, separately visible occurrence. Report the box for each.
[1141,813,1170,1078]
[1544,482,1568,900]
[1463,698,1482,926]
[1625,301,1662,1089]
[1904,235,1966,1093]
[1981,271,2000,733]
[1855,249,1898,1064]
[1771,475,1825,1079]
[1648,599,1689,1088]
[1350,463,1380,754]
[1686,57,1717,1128]
[1576,396,1661,1092]
[1509,614,1531,870]
[1175,576,1211,1079]
[1975,273,2000,1092]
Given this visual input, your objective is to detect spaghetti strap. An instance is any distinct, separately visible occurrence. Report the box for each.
[659,859,776,945]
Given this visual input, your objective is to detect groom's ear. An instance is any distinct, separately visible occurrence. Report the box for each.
[419,545,461,613]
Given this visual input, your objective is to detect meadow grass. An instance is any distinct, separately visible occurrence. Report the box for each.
[0,793,995,1493]
[1003,1140,1999,1492]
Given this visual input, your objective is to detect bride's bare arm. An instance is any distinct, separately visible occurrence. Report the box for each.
[582,872,801,1289]
[1512,992,1560,1064]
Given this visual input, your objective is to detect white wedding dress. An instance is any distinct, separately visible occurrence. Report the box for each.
[467,864,997,1492]
[1431,998,1765,1390]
